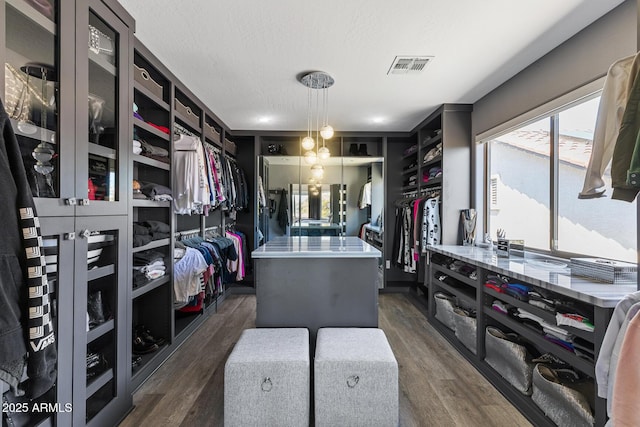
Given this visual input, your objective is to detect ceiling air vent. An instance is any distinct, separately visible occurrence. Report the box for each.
[388,56,433,75]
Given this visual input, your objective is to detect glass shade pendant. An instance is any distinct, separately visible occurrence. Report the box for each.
[320,125,334,140]
[301,136,315,150]
[311,164,324,179]
[318,146,330,160]
[304,150,317,165]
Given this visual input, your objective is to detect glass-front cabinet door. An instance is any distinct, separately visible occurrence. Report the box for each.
[2,0,76,216]
[1,217,74,427]
[75,0,131,215]
[72,215,129,426]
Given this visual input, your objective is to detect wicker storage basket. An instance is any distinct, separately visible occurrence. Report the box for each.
[484,326,533,395]
[434,292,456,331]
[452,308,477,354]
[531,364,594,427]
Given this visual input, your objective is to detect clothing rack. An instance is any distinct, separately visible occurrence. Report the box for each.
[174,228,202,240]
[204,141,221,153]
[396,186,442,206]
[204,225,220,238]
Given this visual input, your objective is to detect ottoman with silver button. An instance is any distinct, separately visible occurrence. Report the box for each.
[314,328,398,427]
[224,328,310,427]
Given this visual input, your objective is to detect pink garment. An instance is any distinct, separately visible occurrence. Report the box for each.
[225,231,244,280]
[611,310,640,426]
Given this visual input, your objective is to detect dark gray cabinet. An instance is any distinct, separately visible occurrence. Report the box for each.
[2,0,134,425]
[72,215,130,426]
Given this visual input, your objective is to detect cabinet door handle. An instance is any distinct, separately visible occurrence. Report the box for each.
[79,229,91,239]
[64,197,77,205]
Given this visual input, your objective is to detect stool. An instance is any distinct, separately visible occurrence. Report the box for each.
[314,328,398,427]
[224,328,310,427]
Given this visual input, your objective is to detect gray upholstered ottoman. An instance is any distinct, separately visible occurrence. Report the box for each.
[224,328,310,427]
[314,328,399,427]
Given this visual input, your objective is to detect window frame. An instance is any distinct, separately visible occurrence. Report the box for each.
[481,89,634,261]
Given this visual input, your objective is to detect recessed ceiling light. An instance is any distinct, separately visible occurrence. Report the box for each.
[257,116,272,124]
[371,116,386,124]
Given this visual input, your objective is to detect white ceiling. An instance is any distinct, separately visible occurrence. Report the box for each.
[119,0,624,133]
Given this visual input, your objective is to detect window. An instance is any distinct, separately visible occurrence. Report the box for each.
[291,184,331,222]
[486,95,637,262]
[489,118,551,251]
[557,97,636,262]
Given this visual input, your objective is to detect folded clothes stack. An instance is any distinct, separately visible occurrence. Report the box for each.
[447,260,477,279]
[139,138,170,164]
[133,249,166,289]
[514,308,575,351]
[133,220,171,247]
[422,166,442,183]
[131,179,173,202]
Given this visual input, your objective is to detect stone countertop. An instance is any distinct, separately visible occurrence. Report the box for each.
[252,236,382,259]
[428,245,636,308]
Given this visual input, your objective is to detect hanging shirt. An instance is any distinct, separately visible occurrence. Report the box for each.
[580,53,640,198]
[174,247,208,305]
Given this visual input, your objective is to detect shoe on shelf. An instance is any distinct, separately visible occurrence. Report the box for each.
[135,325,166,346]
[358,143,369,156]
[133,335,159,355]
[348,143,358,156]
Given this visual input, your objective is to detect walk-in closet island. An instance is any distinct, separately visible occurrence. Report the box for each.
[252,236,381,338]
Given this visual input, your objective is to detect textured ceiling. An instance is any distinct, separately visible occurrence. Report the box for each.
[118,0,624,132]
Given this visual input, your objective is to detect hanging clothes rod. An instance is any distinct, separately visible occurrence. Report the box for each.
[174,227,202,238]
[174,122,197,137]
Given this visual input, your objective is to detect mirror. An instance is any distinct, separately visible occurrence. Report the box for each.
[290,183,344,236]
[258,154,384,242]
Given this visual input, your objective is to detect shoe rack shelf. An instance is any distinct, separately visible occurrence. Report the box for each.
[425,248,613,427]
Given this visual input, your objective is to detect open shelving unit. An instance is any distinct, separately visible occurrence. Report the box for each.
[425,248,612,427]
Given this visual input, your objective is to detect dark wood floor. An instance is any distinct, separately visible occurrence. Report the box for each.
[120,293,531,427]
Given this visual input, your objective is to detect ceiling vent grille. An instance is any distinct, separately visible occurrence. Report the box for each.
[388,56,433,75]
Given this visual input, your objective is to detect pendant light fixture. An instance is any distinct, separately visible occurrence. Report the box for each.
[300,71,334,168]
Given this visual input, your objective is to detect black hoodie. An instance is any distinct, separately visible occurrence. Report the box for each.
[0,97,57,398]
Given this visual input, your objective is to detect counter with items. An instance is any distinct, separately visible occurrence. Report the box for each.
[425,245,635,427]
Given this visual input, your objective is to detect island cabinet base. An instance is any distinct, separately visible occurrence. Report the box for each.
[255,257,379,340]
